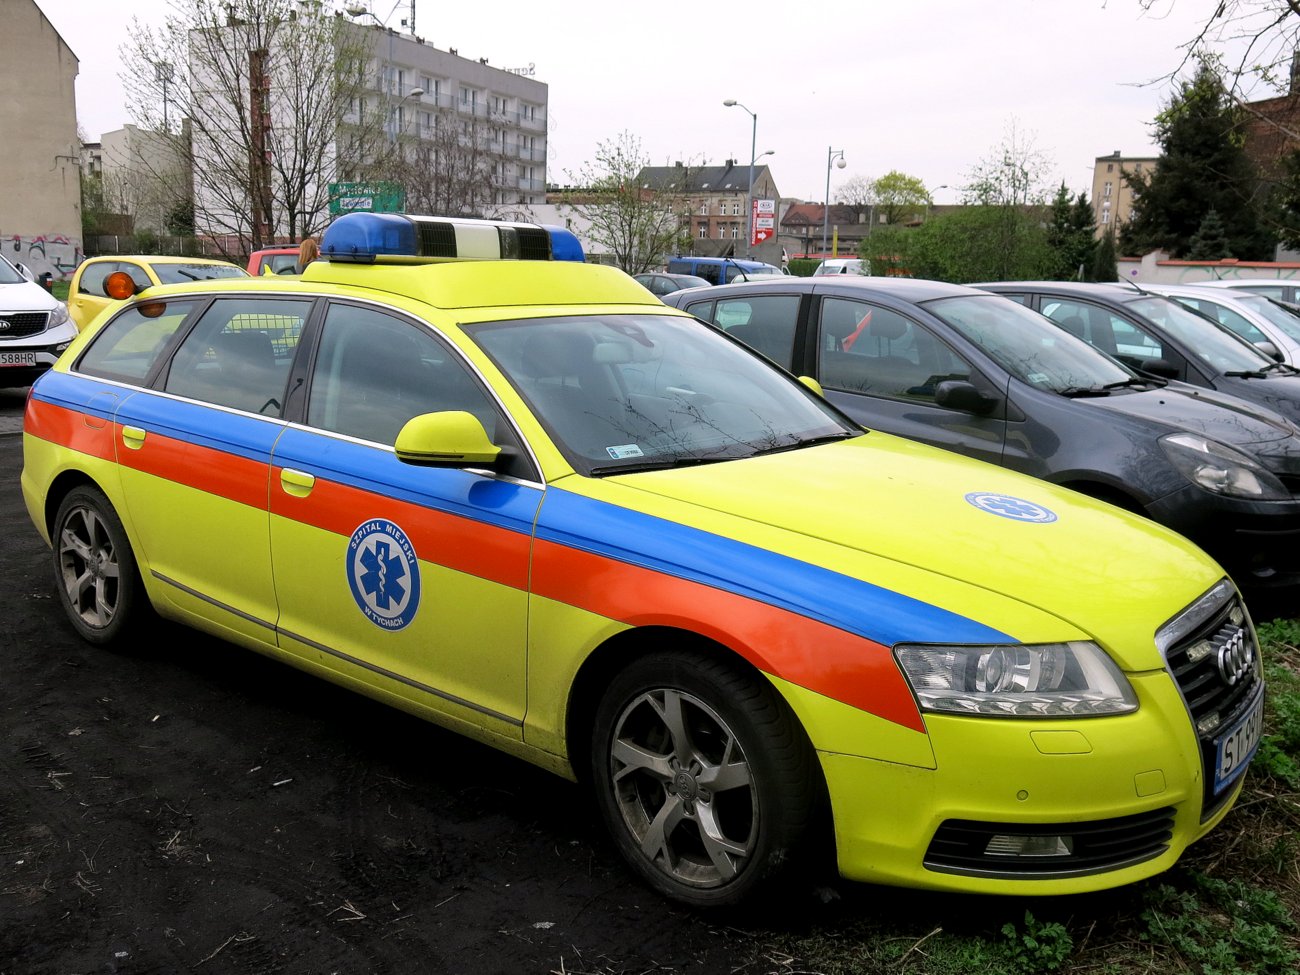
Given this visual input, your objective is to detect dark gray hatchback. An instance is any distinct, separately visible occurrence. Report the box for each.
[662,277,1300,602]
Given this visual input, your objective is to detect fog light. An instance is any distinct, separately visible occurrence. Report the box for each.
[1197,712,1222,735]
[985,834,1073,857]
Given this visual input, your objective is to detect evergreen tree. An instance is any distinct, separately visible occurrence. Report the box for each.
[1045,182,1097,279]
[1120,62,1273,260]
[1091,229,1119,282]
[1186,209,1232,259]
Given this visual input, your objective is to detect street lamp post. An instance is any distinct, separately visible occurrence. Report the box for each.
[822,148,846,256]
[723,99,758,257]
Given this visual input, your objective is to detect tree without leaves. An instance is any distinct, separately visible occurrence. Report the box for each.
[120,0,383,254]
[391,111,505,218]
[564,132,689,274]
[1119,62,1273,259]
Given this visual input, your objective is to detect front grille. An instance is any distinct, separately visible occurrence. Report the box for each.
[1159,584,1263,819]
[1277,474,1300,495]
[0,312,49,338]
[925,807,1175,877]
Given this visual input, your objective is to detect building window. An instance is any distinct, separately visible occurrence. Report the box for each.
[1106,163,1114,173]
[1102,211,1111,224]
[731,225,739,239]
[732,202,741,216]
[1104,181,1112,197]
[699,203,708,215]
[698,225,708,238]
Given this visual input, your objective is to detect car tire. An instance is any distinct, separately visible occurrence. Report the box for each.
[590,649,818,907]
[52,485,152,647]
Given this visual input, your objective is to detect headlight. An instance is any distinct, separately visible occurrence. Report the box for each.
[1159,432,1289,499]
[894,641,1137,717]
[48,302,70,328]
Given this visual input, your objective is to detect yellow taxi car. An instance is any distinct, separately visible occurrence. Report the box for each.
[67,254,248,331]
[22,213,1265,907]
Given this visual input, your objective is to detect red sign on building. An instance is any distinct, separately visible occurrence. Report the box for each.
[751,199,776,246]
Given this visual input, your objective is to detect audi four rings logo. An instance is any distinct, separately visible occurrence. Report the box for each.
[1216,629,1254,686]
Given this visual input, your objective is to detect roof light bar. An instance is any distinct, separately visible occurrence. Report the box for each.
[320,212,585,264]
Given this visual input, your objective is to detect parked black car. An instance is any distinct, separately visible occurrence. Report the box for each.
[631,272,711,297]
[663,277,1300,599]
[973,281,1300,429]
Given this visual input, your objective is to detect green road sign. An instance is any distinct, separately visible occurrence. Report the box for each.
[328,181,405,215]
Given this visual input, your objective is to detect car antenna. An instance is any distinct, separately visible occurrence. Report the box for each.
[1118,275,1150,296]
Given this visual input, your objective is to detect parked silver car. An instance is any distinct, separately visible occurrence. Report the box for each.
[1142,282,1300,366]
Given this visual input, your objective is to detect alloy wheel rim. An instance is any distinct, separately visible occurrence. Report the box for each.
[58,505,119,629]
[609,687,758,888]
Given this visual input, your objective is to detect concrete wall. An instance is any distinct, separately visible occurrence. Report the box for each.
[0,0,82,280]
[1118,251,1300,284]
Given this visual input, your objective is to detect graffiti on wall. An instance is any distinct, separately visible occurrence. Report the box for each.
[2,234,82,281]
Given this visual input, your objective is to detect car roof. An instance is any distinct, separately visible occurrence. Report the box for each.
[84,254,243,267]
[250,247,301,255]
[667,275,983,302]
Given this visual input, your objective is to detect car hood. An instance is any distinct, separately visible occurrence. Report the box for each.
[1083,383,1300,449]
[0,280,61,312]
[596,432,1219,673]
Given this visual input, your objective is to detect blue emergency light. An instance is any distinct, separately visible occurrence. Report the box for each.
[320,212,585,264]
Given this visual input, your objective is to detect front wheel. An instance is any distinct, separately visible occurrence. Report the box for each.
[51,485,152,646]
[590,650,819,907]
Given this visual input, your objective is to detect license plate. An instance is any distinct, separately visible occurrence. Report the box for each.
[1214,688,1265,793]
[0,352,37,367]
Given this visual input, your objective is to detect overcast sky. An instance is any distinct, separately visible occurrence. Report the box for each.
[38,0,1254,205]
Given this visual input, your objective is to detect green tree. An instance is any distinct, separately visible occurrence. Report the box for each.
[869,170,931,227]
[1045,182,1097,280]
[904,206,1053,283]
[1120,62,1273,259]
[1091,228,1119,282]
[858,225,913,277]
[1186,208,1233,259]
[564,132,689,274]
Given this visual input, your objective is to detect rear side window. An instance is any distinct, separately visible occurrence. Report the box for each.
[76,301,200,384]
[75,261,119,298]
[163,298,311,415]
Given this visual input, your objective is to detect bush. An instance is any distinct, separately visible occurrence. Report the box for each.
[787,258,820,277]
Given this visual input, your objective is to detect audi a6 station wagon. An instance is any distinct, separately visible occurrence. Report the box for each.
[22,213,1264,906]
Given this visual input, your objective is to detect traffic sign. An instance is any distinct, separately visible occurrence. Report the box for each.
[329,181,405,215]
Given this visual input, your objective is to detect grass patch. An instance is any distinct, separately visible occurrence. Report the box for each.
[50,280,69,301]
[742,615,1300,975]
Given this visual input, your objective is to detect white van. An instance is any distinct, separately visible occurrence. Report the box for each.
[813,258,867,276]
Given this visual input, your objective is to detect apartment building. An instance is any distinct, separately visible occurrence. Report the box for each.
[1091,151,1156,239]
[1,0,82,280]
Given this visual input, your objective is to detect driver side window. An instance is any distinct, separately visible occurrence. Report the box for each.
[306,304,503,448]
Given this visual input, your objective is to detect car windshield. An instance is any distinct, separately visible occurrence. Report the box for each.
[1125,296,1273,372]
[468,313,858,475]
[923,294,1137,392]
[150,263,248,284]
[1236,293,1300,342]
[742,266,783,276]
[0,258,25,285]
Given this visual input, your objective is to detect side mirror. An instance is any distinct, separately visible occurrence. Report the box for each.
[1255,340,1283,362]
[797,375,825,397]
[13,261,34,282]
[934,379,998,415]
[1139,357,1180,379]
[394,411,502,467]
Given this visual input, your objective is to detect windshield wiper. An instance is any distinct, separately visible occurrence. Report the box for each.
[1260,361,1300,376]
[746,431,859,457]
[1058,385,1114,398]
[1223,368,1269,378]
[588,455,729,477]
[1103,376,1165,391]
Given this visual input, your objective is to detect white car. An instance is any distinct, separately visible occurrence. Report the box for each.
[0,255,77,389]
[813,258,868,276]
[1142,282,1300,366]
[1193,278,1300,303]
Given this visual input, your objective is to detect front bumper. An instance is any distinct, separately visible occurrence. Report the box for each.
[822,670,1241,894]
